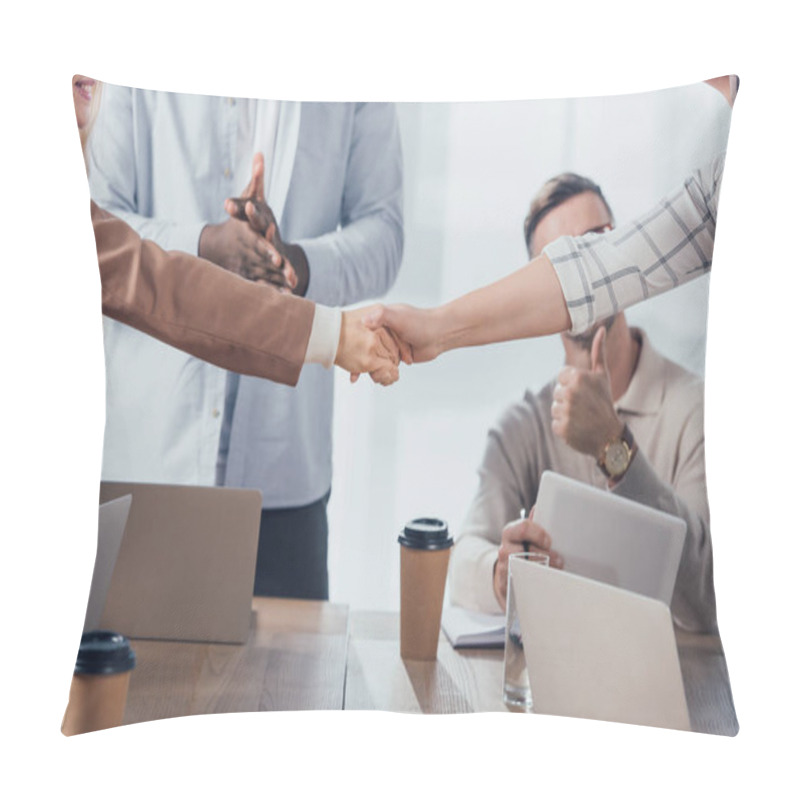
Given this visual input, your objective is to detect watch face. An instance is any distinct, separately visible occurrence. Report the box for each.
[605,441,630,477]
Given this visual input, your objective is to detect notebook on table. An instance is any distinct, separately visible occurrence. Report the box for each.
[98,481,262,644]
[441,605,505,649]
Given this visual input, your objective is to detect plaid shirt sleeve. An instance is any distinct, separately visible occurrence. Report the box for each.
[544,155,725,333]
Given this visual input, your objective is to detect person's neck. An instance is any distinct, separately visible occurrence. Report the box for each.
[606,319,640,402]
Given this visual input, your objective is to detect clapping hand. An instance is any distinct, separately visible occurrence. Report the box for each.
[198,155,295,290]
[224,154,308,295]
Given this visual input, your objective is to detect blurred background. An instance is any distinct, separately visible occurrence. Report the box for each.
[327,81,733,611]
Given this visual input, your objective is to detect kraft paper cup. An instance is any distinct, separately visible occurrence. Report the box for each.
[399,518,453,661]
[62,630,136,736]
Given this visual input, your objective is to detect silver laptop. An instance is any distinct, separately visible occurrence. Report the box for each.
[533,470,687,604]
[98,481,262,644]
[83,495,133,632]
[511,556,691,731]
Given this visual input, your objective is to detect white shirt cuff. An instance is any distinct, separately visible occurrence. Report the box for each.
[304,305,342,368]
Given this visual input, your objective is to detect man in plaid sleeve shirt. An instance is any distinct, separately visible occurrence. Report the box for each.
[448,173,718,634]
[365,78,736,358]
[367,147,727,359]
[544,156,724,335]
[543,75,734,335]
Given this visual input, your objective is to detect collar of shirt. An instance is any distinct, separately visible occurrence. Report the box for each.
[614,328,667,417]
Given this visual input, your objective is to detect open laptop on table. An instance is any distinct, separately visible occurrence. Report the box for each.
[83,494,133,632]
[98,481,262,644]
[511,556,691,731]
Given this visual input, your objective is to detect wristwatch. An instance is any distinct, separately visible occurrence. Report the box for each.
[597,423,635,480]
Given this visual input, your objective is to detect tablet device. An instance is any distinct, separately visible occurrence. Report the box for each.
[533,470,686,604]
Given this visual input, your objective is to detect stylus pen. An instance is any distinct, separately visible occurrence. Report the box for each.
[520,507,530,552]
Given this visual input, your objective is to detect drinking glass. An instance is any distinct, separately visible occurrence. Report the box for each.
[502,551,549,711]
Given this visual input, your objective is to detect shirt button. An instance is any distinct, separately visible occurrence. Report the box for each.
[228,97,235,106]
[212,409,220,418]
[223,168,231,179]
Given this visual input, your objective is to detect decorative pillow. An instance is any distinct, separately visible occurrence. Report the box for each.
[67,76,738,739]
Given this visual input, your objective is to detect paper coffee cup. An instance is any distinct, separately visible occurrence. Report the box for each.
[399,518,453,661]
[61,630,136,736]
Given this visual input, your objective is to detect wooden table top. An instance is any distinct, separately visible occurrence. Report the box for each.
[345,611,739,735]
[345,610,506,714]
[123,598,348,724]
[122,599,738,736]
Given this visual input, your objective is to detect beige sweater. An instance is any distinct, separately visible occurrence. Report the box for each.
[449,330,717,633]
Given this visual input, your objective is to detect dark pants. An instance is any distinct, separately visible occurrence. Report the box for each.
[252,490,330,600]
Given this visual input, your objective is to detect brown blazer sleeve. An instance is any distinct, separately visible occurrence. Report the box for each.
[91,201,316,385]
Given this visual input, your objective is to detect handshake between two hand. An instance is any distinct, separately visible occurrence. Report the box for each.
[334,303,444,386]
[331,305,409,387]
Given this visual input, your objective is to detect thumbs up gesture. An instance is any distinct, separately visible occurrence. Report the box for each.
[551,326,624,459]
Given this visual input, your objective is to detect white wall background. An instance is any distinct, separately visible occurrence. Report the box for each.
[328,82,732,611]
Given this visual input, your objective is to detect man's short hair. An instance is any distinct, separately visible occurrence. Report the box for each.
[523,173,613,254]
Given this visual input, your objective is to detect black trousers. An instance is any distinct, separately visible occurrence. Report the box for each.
[252,490,331,600]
